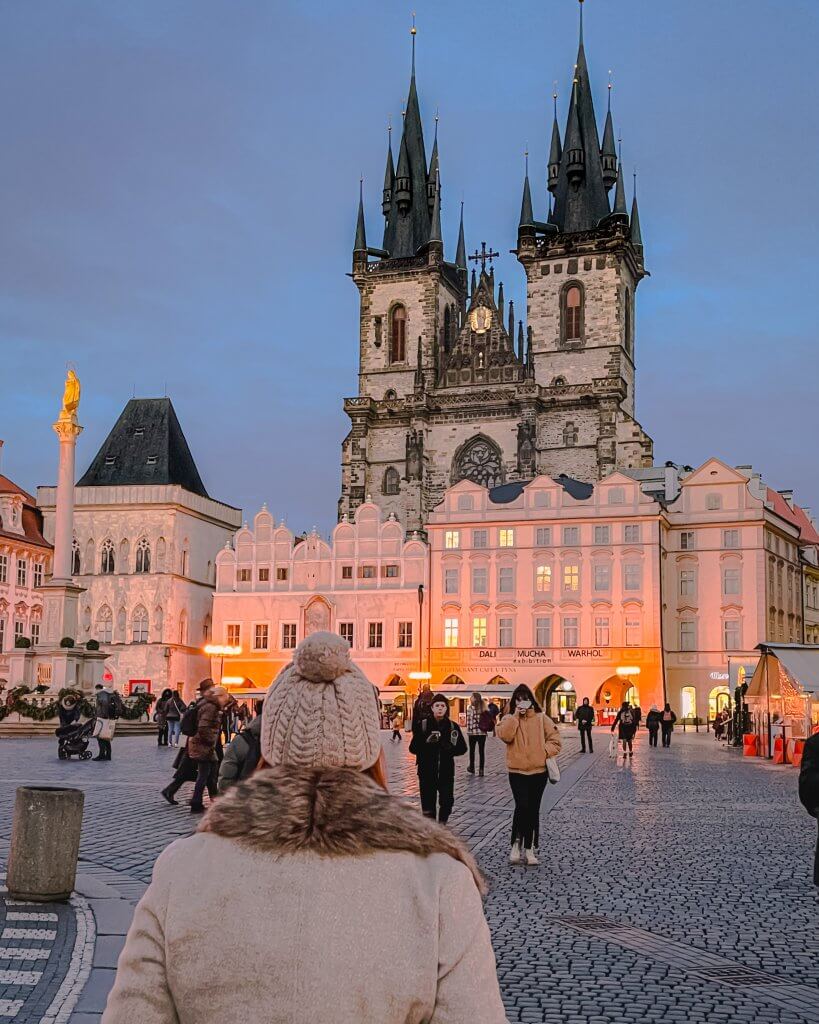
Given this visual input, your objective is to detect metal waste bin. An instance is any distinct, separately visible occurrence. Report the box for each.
[7,786,85,902]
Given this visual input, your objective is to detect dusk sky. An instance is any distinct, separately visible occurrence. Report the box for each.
[1,0,817,532]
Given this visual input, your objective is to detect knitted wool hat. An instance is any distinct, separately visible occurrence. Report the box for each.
[261,632,382,770]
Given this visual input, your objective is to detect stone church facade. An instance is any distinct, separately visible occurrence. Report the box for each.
[339,21,653,534]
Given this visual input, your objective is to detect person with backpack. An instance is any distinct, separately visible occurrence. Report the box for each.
[410,693,467,824]
[154,688,173,747]
[465,692,490,776]
[218,703,263,793]
[93,682,123,761]
[164,689,187,747]
[574,697,595,753]
[645,705,662,747]
[496,684,562,866]
[161,679,214,806]
[411,683,434,728]
[611,701,637,760]
[660,703,677,747]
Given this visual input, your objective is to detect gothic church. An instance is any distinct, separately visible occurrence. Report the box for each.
[339,13,652,534]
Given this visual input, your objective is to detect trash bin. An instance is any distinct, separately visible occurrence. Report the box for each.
[7,786,85,902]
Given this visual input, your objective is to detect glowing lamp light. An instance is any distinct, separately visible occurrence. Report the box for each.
[204,644,242,657]
[408,671,432,681]
[615,666,641,677]
[221,676,245,686]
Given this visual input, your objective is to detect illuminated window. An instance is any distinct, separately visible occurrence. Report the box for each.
[562,616,579,647]
[594,617,610,647]
[535,617,551,646]
[444,618,459,647]
[535,565,552,592]
[563,564,579,592]
[498,617,514,648]
[445,530,460,550]
[398,621,413,648]
[499,529,515,548]
[472,617,487,647]
[390,305,407,363]
[681,686,697,719]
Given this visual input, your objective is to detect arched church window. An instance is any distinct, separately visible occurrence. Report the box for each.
[563,422,579,447]
[100,539,115,575]
[135,538,151,574]
[390,305,406,363]
[452,436,504,489]
[562,283,583,343]
[71,540,81,576]
[96,605,113,644]
[85,538,95,575]
[131,605,149,644]
[383,467,400,495]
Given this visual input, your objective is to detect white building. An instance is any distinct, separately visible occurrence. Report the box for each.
[37,399,241,698]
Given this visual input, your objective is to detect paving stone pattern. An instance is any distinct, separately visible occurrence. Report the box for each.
[0,727,817,1023]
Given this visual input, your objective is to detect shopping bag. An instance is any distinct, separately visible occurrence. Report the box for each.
[546,756,560,783]
[608,732,618,757]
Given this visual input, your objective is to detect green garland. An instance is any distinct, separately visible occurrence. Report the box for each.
[0,685,155,724]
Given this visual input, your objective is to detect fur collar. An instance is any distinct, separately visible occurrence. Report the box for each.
[200,765,484,893]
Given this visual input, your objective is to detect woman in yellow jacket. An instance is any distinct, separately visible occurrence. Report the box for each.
[496,684,562,866]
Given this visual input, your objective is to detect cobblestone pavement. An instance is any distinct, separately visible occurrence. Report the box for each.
[0,727,816,1023]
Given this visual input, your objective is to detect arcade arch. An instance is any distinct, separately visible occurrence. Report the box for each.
[536,674,577,722]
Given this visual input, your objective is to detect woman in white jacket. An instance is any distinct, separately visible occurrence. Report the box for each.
[102,632,507,1024]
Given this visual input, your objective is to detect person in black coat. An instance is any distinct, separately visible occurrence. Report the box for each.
[660,703,677,747]
[798,732,819,886]
[645,706,662,747]
[409,693,466,824]
[575,697,595,753]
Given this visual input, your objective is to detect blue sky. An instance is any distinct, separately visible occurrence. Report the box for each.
[1,0,818,531]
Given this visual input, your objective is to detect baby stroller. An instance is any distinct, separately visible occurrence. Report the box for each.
[56,718,96,760]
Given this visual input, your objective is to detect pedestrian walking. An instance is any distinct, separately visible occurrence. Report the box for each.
[646,705,662,747]
[466,692,489,775]
[218,709,263,794]
[390,709,404,741]
[154,688,172,747]
[575,696,595,753]
[102,631,506,1024]
[161,679,215,807]
[632,704,643,729]
[410,693,467,824]
[496,684,562,866]
[164,689,186,747]
[93,682,122,761]
[611,701,637,760]
[184,685,232,813]
[798,731,819,886]
[661,703,677,747]
[412,683,434,727]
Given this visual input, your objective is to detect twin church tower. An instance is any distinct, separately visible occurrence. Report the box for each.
[339,9,652,534]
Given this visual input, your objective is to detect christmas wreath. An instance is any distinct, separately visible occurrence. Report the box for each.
[0,684,154,723]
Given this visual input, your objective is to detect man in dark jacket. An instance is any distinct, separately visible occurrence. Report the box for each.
[218,709,263,794]
[412,684,434,728]
[645,706,662,747]
[409,693,466,824]
[798,732,819,886]
[93,683,122,761]
[161,679,215,807]
[575,697,595,753]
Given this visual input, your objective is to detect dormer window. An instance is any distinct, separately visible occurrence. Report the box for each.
[146,456,158,466]
[134,428,144,438]
[105,457,116,466]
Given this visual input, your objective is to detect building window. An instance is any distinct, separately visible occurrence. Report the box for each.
[535,565,552,593]
[456,494,474,512]
[365,622,383,648]
[33,562,43,588]
[706,493,722,511]
[96,607,113,644]
[383,467,400,495]
[625,617,641,646]
[594,525,611,545]
[180,546,189,576]
[358,565,376,579]
[444,618,459,648]
[398,621,413,648]
[238,568,252,583]
[723,568,741,596]
[253,624,269,651]
[0,554,7,583]
[563,283,583,342]
[444,568,460,595]
[679,570,696,597]
[339,622,354,647]
[562,422,578,447]
[276,567,289,582]
[383,564,399,578]
[624,525,641,543]
[389,305,407,363]
[623,564,641,591]
[535,527,551,547]
[131,607,149,644]
[723,529,740,549]
[0,617,5,652]
[680,620,696,651]
[282,623,297,649]
[16,558,27,587]
[680,531,695,550]
[724,619,741,650]
[594,617,610,647]
[472,617,487,647]
[14,620,25,642]
[341,565,353,579]
[101,540,115,575]
[562,616,579,647]
[535,617,552,646]
[30,622,40,646]
[472,529,488,549]
[563,564,580,592]
[226,624,241,647]
[499,528,515,548]
[472,566,488,594]
[444,530,460,550]
[593,563,610,592]
[135,538,151,574]
[562,526,579,546]
[498,567,515,594]
[258,567,270,582]
[498,618,514,648]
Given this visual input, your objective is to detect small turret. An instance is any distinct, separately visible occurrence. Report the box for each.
[600,109,617,191]
[427,117,439,214]
[630,181,643,256]
[497,281,505,325]
[394,135,411,213]
[508,300,515,341]
[548,112,562,196]
[612,160,628,219]
[427,173,442,259]
[519,160,535,230]
[382,125,394,218]
[564,96,585,185]
[455,201,466,272]
[353,179,367,259]
[517,320,524,363]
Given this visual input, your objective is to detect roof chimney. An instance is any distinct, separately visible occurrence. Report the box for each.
[778,489,794,508]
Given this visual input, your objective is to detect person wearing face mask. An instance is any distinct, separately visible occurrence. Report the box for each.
[496,685,562,866]
[409,693,467,824]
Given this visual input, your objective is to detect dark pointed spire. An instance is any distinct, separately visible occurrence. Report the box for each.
[519,150,534,228]
[517,321,525,362]
[526,326,534,378]
[354,178,367,253]
[428,173,442,248]
[455,201,466,271]
[508,299,514,341]
[382,121,394,218]
[564,81,585,185]
[613,160,627,217]
[427,111,439,213]
[470,267,476,294]
[394,132,411,211]
[548,90,562,195]
[497,281,505,325]
[600,109,618,191]
[630,171,643,251]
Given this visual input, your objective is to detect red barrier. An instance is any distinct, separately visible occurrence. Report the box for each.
[743,734,758,756]
[792,740,805,767]
[772,735,785,764]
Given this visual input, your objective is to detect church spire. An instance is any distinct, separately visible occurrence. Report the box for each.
[382,121,394,218]
[612,159,628,217]
[519,150,535,229]
[427,112,439,214]
[548,88,562,196]
[428,172,442,253]
[455,201,466,271]
[600,105,617,191]
[630,172,643,252]
[353,178,367,254]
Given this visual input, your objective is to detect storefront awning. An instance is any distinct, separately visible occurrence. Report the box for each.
[748,645,819,698]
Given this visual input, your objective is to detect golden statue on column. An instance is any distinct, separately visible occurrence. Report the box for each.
[59,369,81,424]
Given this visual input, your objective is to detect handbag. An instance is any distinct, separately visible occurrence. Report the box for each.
[95,719,116,741]
[546,756,560,783]
[608,732,618,757]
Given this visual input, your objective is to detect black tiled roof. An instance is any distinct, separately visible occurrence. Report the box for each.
[488,474,594,505]
[77,398,209,498]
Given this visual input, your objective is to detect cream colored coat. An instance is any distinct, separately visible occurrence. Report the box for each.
[102,767,508,1024]
[496,709,562,773]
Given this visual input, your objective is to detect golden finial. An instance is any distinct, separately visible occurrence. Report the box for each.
[608,69,613,111]
[410,12,417,75]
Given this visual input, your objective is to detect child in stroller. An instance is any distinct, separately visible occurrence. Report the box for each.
[55,693,95,760]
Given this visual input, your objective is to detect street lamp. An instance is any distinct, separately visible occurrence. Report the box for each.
[203,644,242,684]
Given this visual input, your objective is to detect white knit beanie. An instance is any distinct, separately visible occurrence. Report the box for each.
[261,631,382,770]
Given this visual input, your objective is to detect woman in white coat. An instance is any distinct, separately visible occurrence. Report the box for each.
[102,632,507,1024]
